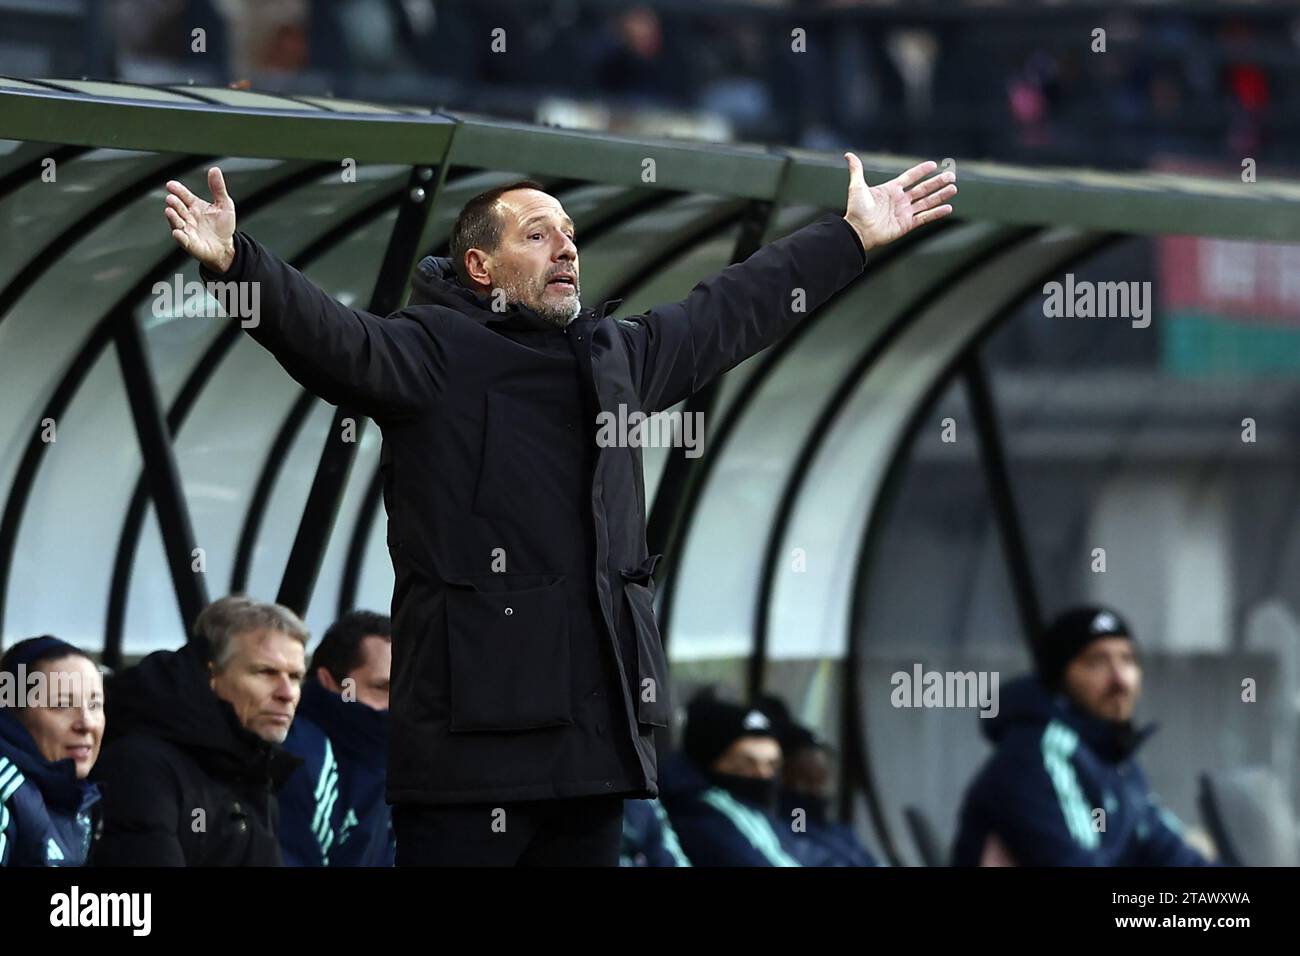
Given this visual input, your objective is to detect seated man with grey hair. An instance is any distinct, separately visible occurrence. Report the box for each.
[92,596,307,866]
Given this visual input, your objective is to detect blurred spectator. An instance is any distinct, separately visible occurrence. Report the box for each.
[49,3,1290,169]
[952,607,1215,867]
[659,689,804,866]
[279,610,395,867]
[0,637,104,866]
[774,722,880,867]
[619,798,691,867]
[93,596,306,866]
[594,6,670,105]
[111,0,230,83]
[223,0,309,77]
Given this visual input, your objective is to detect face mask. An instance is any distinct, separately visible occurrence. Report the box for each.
[707,771,779,813]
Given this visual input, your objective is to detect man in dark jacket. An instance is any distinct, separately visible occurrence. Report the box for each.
[952,607,1214,867]
[279,610,394,867]
[93,596,306,866]
[163,152,955,865]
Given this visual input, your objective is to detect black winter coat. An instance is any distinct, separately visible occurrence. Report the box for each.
[92,641,302,866]
[201,214,866,805]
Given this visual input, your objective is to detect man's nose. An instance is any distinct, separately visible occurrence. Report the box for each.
[557,234,577,259]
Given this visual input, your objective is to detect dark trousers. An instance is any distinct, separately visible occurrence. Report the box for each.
[392,795,624,866]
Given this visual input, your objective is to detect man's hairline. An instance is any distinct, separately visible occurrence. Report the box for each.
[488,189,573,242]
[211,626,307,675]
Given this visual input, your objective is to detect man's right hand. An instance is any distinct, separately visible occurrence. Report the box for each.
[164,166,237,274]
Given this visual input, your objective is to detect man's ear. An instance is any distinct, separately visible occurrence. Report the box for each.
[463,248,492,291]
[316,666,340,694]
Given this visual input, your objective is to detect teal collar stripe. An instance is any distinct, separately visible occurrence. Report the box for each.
[701,789,801,867]
[0,758,25,803]
[651,801,692,866]
[1041,721,1101,849]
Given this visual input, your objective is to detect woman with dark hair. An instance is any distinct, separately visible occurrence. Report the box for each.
[0,636,104,866]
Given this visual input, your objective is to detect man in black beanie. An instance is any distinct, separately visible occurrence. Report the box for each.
[951,606,1214,867]
[1037,607,1139,722]
[657,690,805,866]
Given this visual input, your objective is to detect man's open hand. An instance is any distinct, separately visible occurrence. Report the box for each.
[164,166,237,274]
[842,153,956,253]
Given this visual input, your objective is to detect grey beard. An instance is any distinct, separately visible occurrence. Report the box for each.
[534,296,582,328]
[493,275,582,329]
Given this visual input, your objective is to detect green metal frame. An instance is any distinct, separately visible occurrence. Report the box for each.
[5,85,1300,240]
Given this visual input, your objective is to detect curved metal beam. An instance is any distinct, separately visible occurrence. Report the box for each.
[0,159,327,649]
[656,220,954,655]
[0,152,205,327]
[830,231,1121,863]
[748,225,1037,694]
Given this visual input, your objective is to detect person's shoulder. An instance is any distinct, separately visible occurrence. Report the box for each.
[96,732,194,784]
[282,715,328,763]
[393,304,496,346]
[399,302,480,326]
[967,726,1050,794]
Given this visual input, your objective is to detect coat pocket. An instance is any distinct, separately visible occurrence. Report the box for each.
[444,574,573,732]
[620,554,670,728]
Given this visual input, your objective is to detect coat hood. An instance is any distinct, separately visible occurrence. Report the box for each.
[0,708,99,813]
[294,679,389,771]
[409,254,623,324]
[104,641,301,788]
[983,674,1155,763]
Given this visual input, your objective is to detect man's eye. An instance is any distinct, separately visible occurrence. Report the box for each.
[529,233,542,240]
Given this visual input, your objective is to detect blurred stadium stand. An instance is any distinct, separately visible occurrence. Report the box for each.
[4,0,1300,170]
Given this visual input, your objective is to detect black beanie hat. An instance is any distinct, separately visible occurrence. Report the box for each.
[683,691,779,770]
[752,694,832,758]
[0,635,87,677]
[1037,606,1135,688]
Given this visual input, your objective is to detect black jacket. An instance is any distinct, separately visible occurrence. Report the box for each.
[92,641,302,866]
[202,214,866,805]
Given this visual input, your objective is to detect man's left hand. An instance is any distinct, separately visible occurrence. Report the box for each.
[842,153,957,253]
